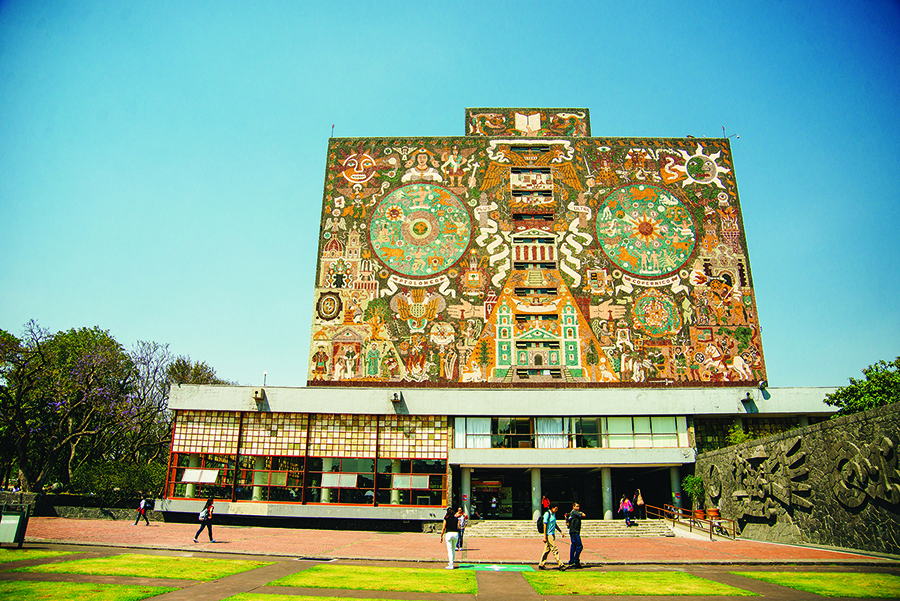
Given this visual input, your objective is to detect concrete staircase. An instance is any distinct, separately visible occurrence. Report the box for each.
[465,519,674,538]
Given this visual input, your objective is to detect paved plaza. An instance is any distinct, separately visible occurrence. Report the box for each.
[0,517,896,600]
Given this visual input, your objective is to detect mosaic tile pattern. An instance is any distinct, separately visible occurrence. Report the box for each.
[378,415,449,459]
[307,413,378,458]
[466,108,591,137]
[239,412,308,456]
[308,108,766,387]
[171,410,239,454]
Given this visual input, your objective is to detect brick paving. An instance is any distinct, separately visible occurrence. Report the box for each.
[1,517,897,601]
[21,516,896,564]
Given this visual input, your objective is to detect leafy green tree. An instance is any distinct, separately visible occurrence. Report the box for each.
[0,322,235,493]
[825,357,900,416]
[0,322,134,491]
[166,355,234,386]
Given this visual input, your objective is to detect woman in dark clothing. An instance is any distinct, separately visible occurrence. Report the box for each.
[439,506,459,569]
[194,498,215,543]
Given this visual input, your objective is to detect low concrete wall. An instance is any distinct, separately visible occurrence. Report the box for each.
[695,403,900,555]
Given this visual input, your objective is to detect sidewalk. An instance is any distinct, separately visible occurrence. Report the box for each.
[21,516,899,565]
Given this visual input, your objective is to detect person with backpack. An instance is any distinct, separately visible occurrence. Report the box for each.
[618,494,634,527]
[537,503,568,570]
[565,502,585,568]
[132,494,150,526]
[194,498,216,543]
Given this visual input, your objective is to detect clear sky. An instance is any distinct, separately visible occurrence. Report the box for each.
[1,0,898,389]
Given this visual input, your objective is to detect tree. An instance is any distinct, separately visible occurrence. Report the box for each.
[0,322,134,491]
[681,474,705,510]
[825,357,900,416]
[0,321,236,493]
[166,355,234,386]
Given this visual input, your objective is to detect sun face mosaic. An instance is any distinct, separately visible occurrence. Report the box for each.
[309,108,766,386]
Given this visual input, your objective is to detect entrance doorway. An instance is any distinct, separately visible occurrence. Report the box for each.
[468,469,532,519]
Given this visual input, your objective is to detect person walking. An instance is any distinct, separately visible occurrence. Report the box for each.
[439,506,459,569]
[490,495,498,518]
[633,488,645,520]
[455,507,468,551]
[194,498,216,543]
[133,494,150,526]
[618,494,634,527]
[541,494,550,514]
[566,502,585,568]
[538,503,568,571]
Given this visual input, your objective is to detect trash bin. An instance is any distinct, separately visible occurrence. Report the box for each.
[0,504,31,548]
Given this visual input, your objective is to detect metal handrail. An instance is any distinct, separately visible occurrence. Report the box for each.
[645,503,737,540]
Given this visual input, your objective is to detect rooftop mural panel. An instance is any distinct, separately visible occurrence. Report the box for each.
[465,108,591,137]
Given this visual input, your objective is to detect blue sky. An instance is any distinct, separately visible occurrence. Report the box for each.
[1,0,898,388]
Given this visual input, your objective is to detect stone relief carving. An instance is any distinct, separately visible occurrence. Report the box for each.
[832,437,900,508]
[731,436,812,518]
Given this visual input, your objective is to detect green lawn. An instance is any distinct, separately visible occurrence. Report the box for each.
[0,549,78,564]
[10,553,274,581]
[268,564,477,594]
[524,571,758,596]
[732,571,900,598]
[0,581,177,601]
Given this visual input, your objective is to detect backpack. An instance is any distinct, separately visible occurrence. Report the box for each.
[146,498,155,510]
[536,513,545,534]
[199,508,209,521]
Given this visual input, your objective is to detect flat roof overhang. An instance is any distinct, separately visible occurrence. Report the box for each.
[169,384,837,418]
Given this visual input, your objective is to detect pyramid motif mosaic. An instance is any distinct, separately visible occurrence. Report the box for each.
[308,108,766,387]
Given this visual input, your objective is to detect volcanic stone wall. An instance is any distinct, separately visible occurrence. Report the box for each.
[695,403,900,554]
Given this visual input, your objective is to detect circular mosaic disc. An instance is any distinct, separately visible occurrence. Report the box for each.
[316,292,342,321]
[369,184,471,278]
[631,289,682,337]
[595,184,697,278]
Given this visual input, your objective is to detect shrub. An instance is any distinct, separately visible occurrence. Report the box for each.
[70,461,166,503]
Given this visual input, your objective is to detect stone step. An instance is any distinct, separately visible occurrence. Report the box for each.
[465,519,672,538]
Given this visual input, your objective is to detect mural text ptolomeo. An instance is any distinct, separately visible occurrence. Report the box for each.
[309,108,766,386]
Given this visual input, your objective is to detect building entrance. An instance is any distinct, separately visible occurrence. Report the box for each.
[611,466,677,517]
[467,469,532,519]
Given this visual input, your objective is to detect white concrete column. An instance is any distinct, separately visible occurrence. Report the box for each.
[252,456,266,501]
[185,453,201,498]
[390,459,401,505]
[531,467,542,520]
[322,458,333,503]
[461,467,472,516]
[670,466,682,508]
[601,467,613,520]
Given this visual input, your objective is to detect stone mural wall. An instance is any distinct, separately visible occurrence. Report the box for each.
[695,403,900,554]
[308,107,766,387]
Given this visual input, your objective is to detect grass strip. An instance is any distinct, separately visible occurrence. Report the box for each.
[268,564,477,594]
[0,580,177,600]
[10,552,273,581]
[0,549,77,564]
[731,571,900,598]
[524,571,758,596]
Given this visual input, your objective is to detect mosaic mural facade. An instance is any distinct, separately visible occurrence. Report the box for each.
[309,108,766,386]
